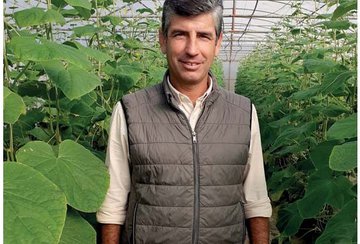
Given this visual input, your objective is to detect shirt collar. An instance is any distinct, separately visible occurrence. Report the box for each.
[167,76,213,105]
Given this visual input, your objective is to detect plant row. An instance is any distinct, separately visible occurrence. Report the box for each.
[235,1,357,243]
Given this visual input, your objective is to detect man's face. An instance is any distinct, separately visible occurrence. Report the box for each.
[159,13,223,87]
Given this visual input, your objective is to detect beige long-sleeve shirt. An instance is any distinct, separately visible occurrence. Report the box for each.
[97,79,272,225]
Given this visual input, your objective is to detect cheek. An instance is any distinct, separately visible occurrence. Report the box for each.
[168,44,182,56]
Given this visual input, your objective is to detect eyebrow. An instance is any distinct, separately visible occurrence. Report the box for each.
[169,29,215,37]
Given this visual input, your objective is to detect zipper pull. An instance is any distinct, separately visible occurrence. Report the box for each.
[192,131,197,143]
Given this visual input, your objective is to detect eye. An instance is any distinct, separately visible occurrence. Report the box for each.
[199,33,212,40]
[172,32,185,38]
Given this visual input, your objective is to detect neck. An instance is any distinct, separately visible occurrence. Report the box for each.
[169,77,210,105]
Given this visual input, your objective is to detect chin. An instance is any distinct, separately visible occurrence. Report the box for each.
[181,71,207,83]
[181,75,203,84]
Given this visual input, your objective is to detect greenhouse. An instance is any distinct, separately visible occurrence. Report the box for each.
[4,0,357,243]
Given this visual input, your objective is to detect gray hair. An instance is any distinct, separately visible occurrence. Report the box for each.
[161,0,223,39]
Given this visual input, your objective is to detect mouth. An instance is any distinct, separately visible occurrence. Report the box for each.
[180,60,202,70]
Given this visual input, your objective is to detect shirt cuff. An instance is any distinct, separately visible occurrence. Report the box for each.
[96,207,127,225]
[244,197,272,219]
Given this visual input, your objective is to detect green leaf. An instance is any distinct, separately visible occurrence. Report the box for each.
[17,80,48,99]
[60,8,79,17]
[4,87,26,124]
[315,199,356,244]
[69,41,111,63]
[69,101,95,128]
[320,104,351,117]
[72,25,101,37]
[147,66,167,85]
[64,0,91,9]
[59,209,96,244]
[28,127,52,141]
[316,13,332,19]
[319,71,355,95]
[290,85,321,100]
[43,9,66,26]
[122,38,157,52]
[277,202,304,236]
[310,140,342,170]
[96,0,114,8]
[53,0,67,8]
[14,8,46,27]
[136,8,154,14]
[318,20,351,30]
[270,122,317,152]
[303,59,338,73]
[101,15,122,26]
[329,141,357,171]
[332,0,357,20]
[297,172,353,218]
[4,162,67,244]
[105,62,144,91]
[13,8,65,27]
[267,166,299,201]
[42,61,101,100]
[327,114,357,140]
[74,6,91,19]
[16,140,110,212]
[9,36,91,70]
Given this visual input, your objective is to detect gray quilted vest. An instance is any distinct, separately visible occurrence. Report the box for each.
[121,72,251,244]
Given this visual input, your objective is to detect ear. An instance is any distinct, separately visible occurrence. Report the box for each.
[159,29,167,54]
[215,32,223,56]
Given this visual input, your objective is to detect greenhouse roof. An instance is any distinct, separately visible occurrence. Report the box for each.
[220,0,341,90]
[220,0,330,62]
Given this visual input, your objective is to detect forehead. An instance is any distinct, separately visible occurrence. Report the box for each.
[167,13,216,33]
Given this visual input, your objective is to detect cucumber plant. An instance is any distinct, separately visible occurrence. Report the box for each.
[236,1,357,243]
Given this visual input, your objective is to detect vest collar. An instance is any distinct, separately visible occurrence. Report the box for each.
[163,70,221,109]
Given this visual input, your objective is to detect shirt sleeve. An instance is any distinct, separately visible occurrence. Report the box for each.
[96,102,131,225]
[243,104,272,219]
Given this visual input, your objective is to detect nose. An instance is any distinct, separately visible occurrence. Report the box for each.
[185,36,199,56]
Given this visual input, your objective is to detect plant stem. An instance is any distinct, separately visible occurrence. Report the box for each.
[47,91,55,134]
[322,97,329,140]
[95,0,100,27]
[3,45,11,88]
[4,20,21,36]
[55,87,62,144]
[9,124,15,161]
[46,0,53,41]
[3,21,13,88]
[13,61,31,84]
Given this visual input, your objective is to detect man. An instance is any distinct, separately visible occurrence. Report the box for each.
[97,0,272,243]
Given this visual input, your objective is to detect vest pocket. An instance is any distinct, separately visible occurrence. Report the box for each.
[132,201,139,244]
[239,201,246,243]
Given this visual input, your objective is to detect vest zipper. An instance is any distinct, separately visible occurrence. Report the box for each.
[192,131,197,143]
[190,107,208,244]
[178,112,200,244]
[191,130,200,244]
[168,98,207,244]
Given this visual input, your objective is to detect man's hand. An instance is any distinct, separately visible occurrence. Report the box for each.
[246,217,270,244]
[101,224,121,244]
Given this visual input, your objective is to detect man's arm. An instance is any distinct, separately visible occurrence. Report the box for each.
[96,102,131,243]
[101,224,121,244]
[243,106,272,243]
[246,217,270,244]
